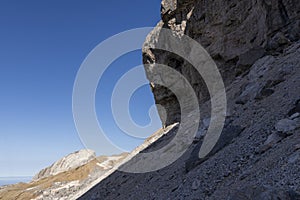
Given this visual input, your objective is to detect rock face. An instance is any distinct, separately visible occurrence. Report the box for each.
[143,0,300,125]
[33,149,96,180]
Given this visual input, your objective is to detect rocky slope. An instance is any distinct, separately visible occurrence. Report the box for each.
[0,150,128,200]
[78,0,300,199]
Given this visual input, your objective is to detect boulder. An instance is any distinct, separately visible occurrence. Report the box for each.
[275,119,299,133]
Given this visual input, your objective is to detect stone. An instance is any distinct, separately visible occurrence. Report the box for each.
[202,118,210,129]
[294,144,300,152]
[267,32,290,51]
[265,132,282,146]
[289,20,300,41]
[289,113,300,120]
[275,119,299,133]
[256,132,282,154]
[193,128,206,143]
[288,152,300,164]
[191,179,200,190]
[288,99,300,116]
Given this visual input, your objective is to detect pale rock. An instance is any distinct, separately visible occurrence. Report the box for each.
[288,152,300,164]
[275,119,299,133]
[202,118,210,129]
[33,149,96,180]
[289,112,300,120]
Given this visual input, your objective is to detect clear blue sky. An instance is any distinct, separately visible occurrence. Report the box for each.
[0,0,161,177]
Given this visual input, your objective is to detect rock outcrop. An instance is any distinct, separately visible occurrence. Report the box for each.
[143,0,300,125]
[33,149,96,180]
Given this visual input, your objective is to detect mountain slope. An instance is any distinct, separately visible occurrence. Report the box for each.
[0,151,128,200]
[78,0,300,199]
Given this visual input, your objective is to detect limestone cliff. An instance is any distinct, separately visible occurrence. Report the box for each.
[143,0,300,125]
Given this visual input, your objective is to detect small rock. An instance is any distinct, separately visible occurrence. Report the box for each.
[223,171,232,177]
[265,132,282,145]
[193,128,206,143]
[202,118,210,129]
[288,152,300,164]
[289,112,300,120]
[191,179,200,190]
[275,119,298,133]
[256,132,282,154]
[288,99,300,116]
[268,32,290,50]
[293,144,300,151]
[235,97,247,105]
[255,88,275,100]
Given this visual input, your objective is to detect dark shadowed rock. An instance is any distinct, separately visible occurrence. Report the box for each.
[236,48,266,76]
[228,185,300,200]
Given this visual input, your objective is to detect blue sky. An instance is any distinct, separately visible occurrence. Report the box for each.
[0,0,161,177]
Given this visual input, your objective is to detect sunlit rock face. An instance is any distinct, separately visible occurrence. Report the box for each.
[33,149,96,180]
[143,0,300,126]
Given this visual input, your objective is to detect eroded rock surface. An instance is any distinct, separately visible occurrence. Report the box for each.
[143,0,300,125]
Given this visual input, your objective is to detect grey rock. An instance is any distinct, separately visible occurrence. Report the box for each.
[191,179,200,190]
[236,48,266,75]
[202,118,211,129]
[288,152,300,164]
[228,185,300,200]
[289,113,300,120]
[288,99,300,116]
[194,128,206,143]
[256,132,282,154]
[267,32,291,51]
[275,119,299,133]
